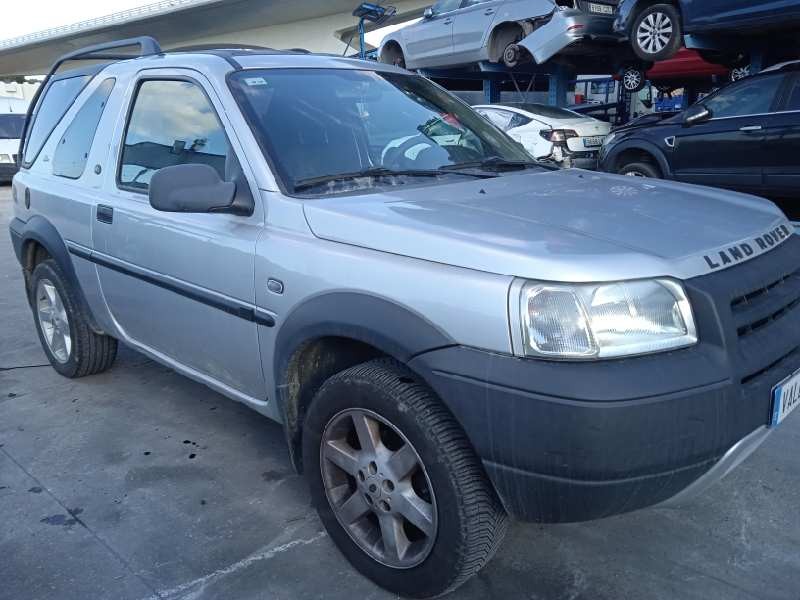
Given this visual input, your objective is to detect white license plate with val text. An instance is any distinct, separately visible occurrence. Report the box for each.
[584,136,604,147]
[772,368,800,427]
[589,3,613,15]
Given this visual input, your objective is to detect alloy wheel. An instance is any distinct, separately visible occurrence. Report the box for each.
[36,279,72,363]
[636,12,674,56]
[320,408,437,569]
[623,68,643,92]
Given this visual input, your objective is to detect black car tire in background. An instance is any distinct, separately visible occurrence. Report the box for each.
[631,4,683,62]
[618,161,662,178]
[622,66,647,92]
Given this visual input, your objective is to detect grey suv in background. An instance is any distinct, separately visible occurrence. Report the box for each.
[9,38,800,598]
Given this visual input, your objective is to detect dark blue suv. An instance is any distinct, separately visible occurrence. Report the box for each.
[615,0,800,62]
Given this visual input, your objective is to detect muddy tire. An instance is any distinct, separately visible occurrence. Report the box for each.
[303,359,507,598]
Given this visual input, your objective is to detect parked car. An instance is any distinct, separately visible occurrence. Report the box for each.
[474,102,611,168]
[0,97,27,183]
[379,0,630,70]
[600,61,800,199]
[615,0,800,63]
[10,38,800,599]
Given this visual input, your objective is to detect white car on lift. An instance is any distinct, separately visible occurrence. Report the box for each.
[0,97,28,182]
[473,102,611,168]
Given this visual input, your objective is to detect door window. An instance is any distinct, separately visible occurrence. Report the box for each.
[119,79,230,192]
[703,74,784,119]
[53,78,115,179]
[479,108,514,130]
[432,0,462,14]
[23,75,91,165]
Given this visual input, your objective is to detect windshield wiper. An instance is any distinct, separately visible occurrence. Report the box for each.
[293,166,494,192]
[442,157,548,172]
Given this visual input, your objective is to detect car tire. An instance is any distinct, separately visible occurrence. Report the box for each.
[303,358,508,599]
[622,66,647,93]
[631,4,683,62]
[30,259,118,378]
[730,65,751,82]
[619,161,661,178]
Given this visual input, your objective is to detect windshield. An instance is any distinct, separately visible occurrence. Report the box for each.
[229,69,535,194]
[0,114,25,140]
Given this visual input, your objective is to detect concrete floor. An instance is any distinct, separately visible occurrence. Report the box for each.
[1,184,799,600]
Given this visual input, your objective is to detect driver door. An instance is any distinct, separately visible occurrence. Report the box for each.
[94,69,267,401]
[451,0,505,64]
[403,0,461,67]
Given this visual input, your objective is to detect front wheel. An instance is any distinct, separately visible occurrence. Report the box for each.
[303,359,507,598]
[631,4,683,62]
[622,66,647,92]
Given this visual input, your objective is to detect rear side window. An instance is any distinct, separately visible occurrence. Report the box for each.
[23,75,91,165]
[53,78,115,179]
[118,79,230,192]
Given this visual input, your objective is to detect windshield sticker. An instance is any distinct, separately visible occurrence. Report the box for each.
[243,77,268,87]
[702,223,793,271]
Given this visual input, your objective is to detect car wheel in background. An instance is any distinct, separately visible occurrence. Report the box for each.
[619,161,662,178]
[730,65,751,82]
[631,4,683,62]
[622,66,647,93]
[30,259,118,378]
[303,359,508,598]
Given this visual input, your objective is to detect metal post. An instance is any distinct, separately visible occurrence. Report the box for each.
[548,64,572,108]
[483,79,501,104]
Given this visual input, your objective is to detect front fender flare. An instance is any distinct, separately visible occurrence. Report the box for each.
[602,139,673,179]
[273,292,455,469]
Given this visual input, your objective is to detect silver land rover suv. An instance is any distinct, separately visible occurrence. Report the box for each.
[9,37,800,598]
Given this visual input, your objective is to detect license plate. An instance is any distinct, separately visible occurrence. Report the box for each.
[771,368,800,427]
[583,136,604,147]
[589,3,614,15]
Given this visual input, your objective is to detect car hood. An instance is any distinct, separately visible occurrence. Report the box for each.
[303,169,790,282]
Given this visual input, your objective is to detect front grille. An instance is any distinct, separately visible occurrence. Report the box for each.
[689,234,800,394]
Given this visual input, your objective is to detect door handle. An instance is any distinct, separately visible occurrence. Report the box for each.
[97,205,114,224]
[739,125,762,132]
[443,18,453,24]
[484,8,496,14]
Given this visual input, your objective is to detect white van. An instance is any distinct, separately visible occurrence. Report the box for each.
[0,97,28,183]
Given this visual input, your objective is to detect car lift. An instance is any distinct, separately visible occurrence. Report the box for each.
[352,2,396,61]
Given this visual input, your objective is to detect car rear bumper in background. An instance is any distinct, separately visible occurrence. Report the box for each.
[0,162,18,182]
[520,8,619,64]
[411,236,800,523]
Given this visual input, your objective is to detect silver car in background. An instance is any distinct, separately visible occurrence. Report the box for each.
[380,0,625,70]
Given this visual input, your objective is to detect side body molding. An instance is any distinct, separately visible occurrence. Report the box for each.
[273,292,455,470]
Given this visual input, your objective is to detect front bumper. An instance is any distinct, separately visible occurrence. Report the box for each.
[411,235,800,523]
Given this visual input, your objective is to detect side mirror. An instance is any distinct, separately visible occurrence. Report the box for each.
[424,7,434,18]
[682,105,711,127]
[149,164,250,216]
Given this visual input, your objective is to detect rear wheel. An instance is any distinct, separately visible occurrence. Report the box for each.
[30,259,117,378]
[631,4,683,62]
[618,161,662,179]
[303,359,507,598]
[622,66,647,92]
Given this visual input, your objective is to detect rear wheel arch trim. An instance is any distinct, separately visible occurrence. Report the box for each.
[18,216,103,333]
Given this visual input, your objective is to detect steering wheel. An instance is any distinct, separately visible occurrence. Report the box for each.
[383,135,436,170]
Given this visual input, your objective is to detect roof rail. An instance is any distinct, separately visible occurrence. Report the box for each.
[19,36,162,166]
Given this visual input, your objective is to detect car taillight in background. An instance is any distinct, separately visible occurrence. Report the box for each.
[540,129,579,142]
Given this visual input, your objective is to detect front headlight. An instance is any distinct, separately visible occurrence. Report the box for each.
[520,279,697,359]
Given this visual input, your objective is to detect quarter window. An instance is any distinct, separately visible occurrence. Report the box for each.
[119,80,230,192]
[53,78,115,179]
[23,75,91,165]
[703,74,784,119]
